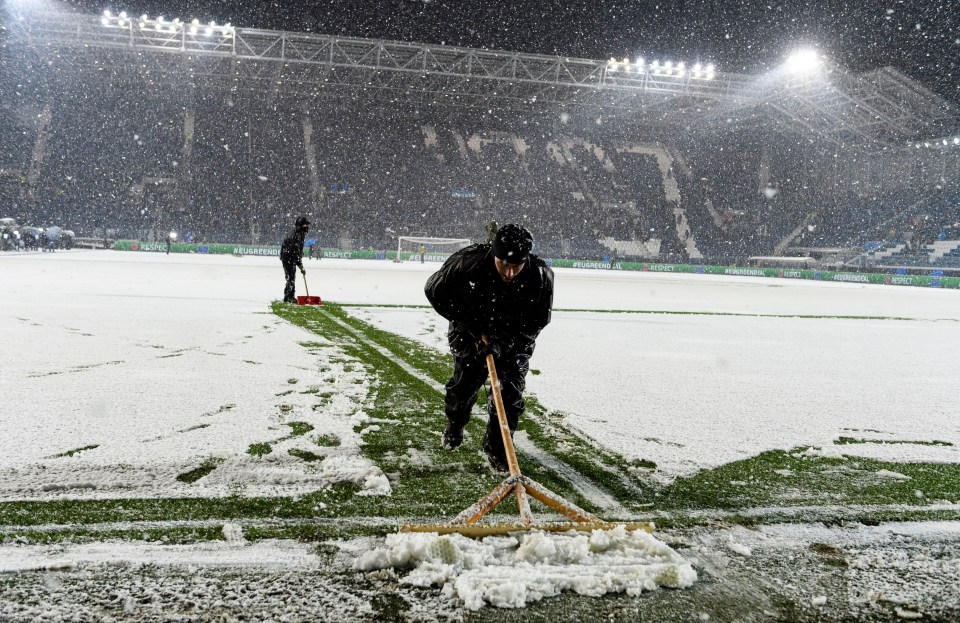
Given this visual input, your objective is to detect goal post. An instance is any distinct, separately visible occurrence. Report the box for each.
[395,236,472,262]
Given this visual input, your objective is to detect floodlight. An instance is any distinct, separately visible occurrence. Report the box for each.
[664,61,673,70]
[101,17,109,25]
[706,63,715,73]
[954,138,960,145]
[119,11,126,18]
[205,26,213,35]
[211,21,217,27]
[192,18,200,25]
[693,63,702,73]
[103,9,110,17]
[636,57,644,65]
[169,231,178,240]
[141,14,148,20]
[785,49,820,74]
[157,15,164,22]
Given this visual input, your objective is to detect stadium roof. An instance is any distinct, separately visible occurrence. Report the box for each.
[6,9,958,148]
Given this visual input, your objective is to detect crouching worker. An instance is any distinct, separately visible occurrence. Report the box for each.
[280,216,310,303]
[424,224,554,471]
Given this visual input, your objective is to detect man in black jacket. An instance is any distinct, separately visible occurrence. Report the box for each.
[424,224,554,471]
[280,216,310,303]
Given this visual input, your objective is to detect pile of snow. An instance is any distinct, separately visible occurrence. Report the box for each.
[355,525,696,609]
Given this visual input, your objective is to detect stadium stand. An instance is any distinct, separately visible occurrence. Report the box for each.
[2,8,958,270]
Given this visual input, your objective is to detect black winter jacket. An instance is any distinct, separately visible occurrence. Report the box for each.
[424,244,554,357]
[280,227,306,267]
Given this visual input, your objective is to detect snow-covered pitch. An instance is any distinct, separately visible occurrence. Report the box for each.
[2,249,960,616]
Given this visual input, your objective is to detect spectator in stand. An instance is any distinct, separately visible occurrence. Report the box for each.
[486,220,499,244]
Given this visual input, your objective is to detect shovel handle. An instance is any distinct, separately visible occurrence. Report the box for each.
[481,334,521,478]
[301,269,309,297]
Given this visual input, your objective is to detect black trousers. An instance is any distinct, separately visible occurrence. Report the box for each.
[282,261,297,303]
[445,350,529,460]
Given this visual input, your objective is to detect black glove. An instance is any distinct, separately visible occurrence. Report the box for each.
[477,336,509,359]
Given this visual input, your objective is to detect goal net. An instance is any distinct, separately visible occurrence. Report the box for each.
[395,236,472,262]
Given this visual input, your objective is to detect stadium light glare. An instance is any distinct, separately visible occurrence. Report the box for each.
[101,16,109,25]
[693,63,702,73]
[103,9,110,17]
[119,11,126,18]
[192,18,200,25]
[954,137,960,145]
[785,49,821,74]
[204,26,213,35]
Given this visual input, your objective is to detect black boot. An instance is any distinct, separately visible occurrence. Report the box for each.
[482,430,509,473]
[442,422,464,450]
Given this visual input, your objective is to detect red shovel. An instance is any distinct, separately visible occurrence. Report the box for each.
[296,269,322,306]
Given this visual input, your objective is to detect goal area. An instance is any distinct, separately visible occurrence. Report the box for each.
[395,236,472,262]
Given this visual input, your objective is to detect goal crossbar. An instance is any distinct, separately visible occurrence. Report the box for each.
[396,236,471,260]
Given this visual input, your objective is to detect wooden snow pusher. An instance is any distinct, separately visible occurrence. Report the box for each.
[401,336,654,537]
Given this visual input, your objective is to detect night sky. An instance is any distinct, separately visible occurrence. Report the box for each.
[60,1,960,105]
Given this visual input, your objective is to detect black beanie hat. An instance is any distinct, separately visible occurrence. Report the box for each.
[492,224,533,263]
[295,216,310,228]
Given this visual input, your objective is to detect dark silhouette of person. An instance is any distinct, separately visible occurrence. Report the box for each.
[280,216,310,303]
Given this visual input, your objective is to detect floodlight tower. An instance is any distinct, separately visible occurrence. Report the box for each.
[785,49,822,75]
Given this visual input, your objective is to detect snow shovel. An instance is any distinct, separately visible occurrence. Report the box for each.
[296,269,322,306]
[401,335,654,537]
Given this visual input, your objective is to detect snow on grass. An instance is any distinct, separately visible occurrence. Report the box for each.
[351,305,960,481]
[0,251,386,501]
[354,525,696,609]
[3,251,960,618]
